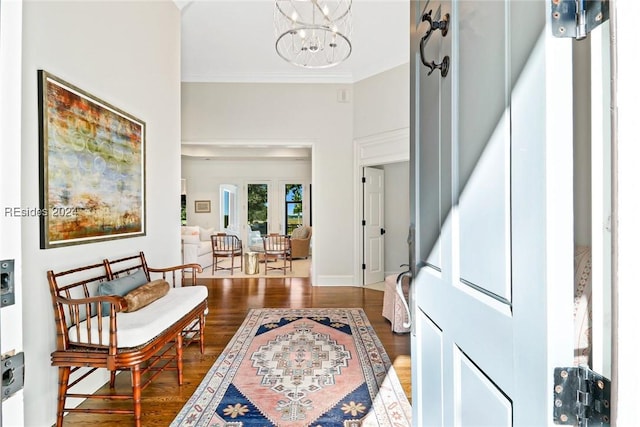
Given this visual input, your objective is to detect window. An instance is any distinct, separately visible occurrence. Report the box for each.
[180,194,187,225]
[285,184,303,235]
[220,184,238,231]
[248,183,268,235]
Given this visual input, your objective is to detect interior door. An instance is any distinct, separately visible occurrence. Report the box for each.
[409,1,576,425]
[363,166,385,285]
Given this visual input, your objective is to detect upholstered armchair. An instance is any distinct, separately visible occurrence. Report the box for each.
[290,226,312,259]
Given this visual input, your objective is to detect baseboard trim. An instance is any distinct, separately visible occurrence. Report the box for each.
[314,275,357,287]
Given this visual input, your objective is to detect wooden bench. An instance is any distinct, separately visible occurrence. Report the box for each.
[47,252,207,427]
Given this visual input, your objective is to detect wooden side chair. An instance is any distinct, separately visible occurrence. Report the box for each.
[211,233,243,275]
[262,234,292,274]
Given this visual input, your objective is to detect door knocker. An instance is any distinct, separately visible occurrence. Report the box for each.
[419,9,451,78]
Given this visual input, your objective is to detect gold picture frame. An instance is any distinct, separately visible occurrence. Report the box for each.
[38,70,146,248]
[194,200,211,213]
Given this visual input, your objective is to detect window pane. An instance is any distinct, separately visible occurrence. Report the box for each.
[181,194,186,225]
[285,184,303,234]
[222,190,230,228]
[248,183,268,235]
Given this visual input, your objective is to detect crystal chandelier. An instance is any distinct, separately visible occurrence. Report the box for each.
[274,0,353,69]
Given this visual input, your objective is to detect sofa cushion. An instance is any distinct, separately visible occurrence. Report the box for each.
[123,279,170,313]
[196,241,212,256]
[182,234,200,244]
[98,269,148,315]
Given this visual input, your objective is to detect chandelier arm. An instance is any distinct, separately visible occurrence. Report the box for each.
[310,0,328,22]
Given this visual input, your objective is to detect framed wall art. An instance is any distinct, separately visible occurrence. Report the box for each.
[38,70,146,248]
[194,200,211,213]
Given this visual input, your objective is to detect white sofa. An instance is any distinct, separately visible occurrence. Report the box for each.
[181,226,217,269]
[181,226,242,269]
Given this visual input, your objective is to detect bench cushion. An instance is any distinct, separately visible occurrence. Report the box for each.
[69,286,208,348]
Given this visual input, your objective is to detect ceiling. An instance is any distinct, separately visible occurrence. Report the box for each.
[178,0,409,159]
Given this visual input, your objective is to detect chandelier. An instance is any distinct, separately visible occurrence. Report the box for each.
[274,0,353,69]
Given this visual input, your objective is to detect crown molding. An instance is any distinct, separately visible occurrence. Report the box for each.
[181,71,356,85]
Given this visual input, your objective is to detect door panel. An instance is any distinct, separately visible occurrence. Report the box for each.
[457,0,510,301]
[413,309,444,427]
[458,114,511,300]
[456,347,512,426]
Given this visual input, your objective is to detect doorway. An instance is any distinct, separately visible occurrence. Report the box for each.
[355,129,410,287]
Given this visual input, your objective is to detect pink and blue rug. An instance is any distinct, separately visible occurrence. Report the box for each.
[171,308,411,426]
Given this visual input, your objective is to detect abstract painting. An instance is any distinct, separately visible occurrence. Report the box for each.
[38,70,145,248]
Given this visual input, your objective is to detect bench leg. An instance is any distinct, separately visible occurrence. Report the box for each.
[131,365,142,427]
[109,370,116,388]
[199,313,205,354]
[177,333,183,385]
[56,367,70,427]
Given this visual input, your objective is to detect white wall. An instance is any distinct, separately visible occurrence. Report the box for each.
[182,83,354,285]
[19,2,181,426]
[353,63,409,140]
[383,162,410,274]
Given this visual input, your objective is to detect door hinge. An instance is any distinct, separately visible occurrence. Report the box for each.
[553,366,611,426]
[362,220,366,226]
[362,176,366,183]
[362,264,366,270]
[551,0,609,40]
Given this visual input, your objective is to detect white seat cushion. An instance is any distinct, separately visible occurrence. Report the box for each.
[68,286,208,348]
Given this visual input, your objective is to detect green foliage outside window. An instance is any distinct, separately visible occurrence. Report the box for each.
[248,184,268,235]
[180,195,187,225]
[285,184,303,234]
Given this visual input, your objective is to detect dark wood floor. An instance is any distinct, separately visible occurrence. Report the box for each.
[59,276,411,426]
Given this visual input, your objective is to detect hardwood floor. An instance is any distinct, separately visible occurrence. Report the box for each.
[59,277,411,426]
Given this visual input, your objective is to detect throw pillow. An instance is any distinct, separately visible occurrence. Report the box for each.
[123,279,170,313]
[199,227,215,242]
[181,226,199,236]
[292,227,309,239]
[98,269,148,316]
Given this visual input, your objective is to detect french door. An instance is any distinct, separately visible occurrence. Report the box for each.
[247,182,270,235]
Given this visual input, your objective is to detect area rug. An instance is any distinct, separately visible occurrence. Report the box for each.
[198,257,310,279]
[171,308,411,426]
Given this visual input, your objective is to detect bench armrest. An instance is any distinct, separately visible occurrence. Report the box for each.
[147,263,203,287]
[55,294,126,349]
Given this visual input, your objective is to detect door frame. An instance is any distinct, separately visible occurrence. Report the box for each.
[353,128,409,285]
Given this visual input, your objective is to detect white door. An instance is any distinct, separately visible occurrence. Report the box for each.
[363,166,385,285]
[410,1,575,425]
